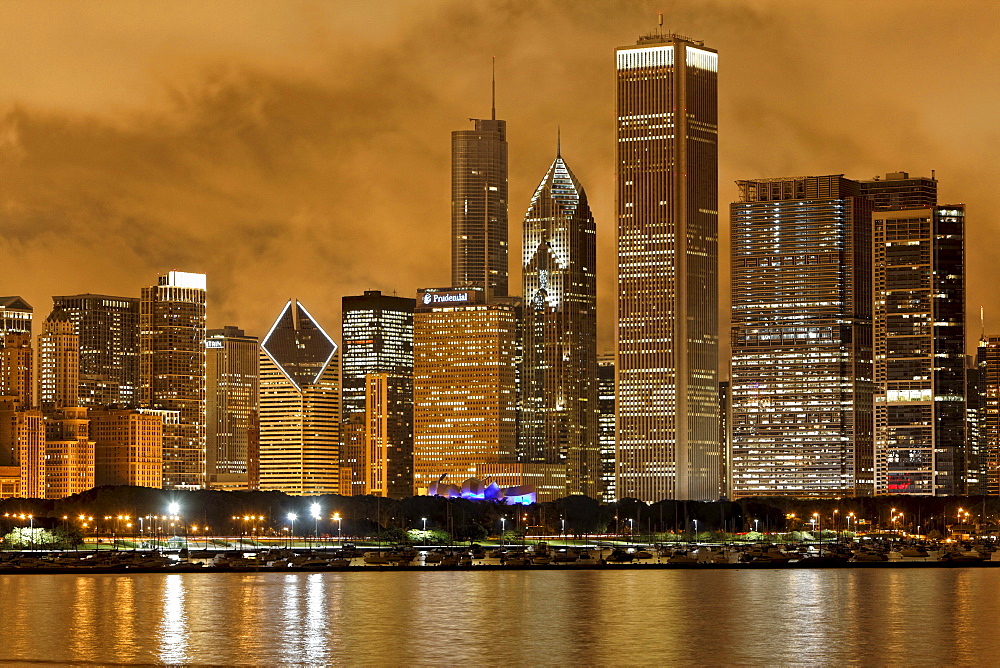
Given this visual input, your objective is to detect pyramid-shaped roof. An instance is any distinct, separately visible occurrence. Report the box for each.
[261,300,337,390]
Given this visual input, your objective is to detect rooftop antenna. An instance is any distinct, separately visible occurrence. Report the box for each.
[658,12,663,36]
[982,305,986,341]
[491,56,496,121]
[557,125,561,158]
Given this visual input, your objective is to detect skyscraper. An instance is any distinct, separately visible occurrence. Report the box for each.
[978,336,1000,494]
[206,326,259,489]
[412,288,520,493]
[873,205,966,495]
[258,299,340,496]
[521,148,598,497]
[37,309,78,410]
[139,271,207,490]
[615,32,719,501]
[730,175,873,497]
[341,291,415,498]
[451,77,508,299]
[0,333,33,410]
[597,353,616,503]
[51,294,140,407]
[860,172,938,211]
[0,297,32,337]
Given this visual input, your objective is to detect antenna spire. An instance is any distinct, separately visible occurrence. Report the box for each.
[557,126,561,157]
[491,56,496,120]
[982,305,986,341]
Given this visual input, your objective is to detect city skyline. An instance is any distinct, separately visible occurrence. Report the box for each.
[2,2,999,360]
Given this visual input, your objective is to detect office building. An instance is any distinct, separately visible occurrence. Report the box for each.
[341,290,415,498]
[719,380,731,499]
[258,300,341,496]
[0,333,33,410]
[860,172,938,211]
[966,356,985,496]
[90,408,163,488]
[139,271,207,490]
[521,148,598,497]
[597,353,616,503]
[52,294,140,407]
[0,401,45,498]
[43,407,94,499]
[730,175,874,497]
[873,206,966,495]
[412,288,520,494]
[206,326,259,489]
[451,88,508,299]
[0,297,32,336]
[978,337,1000,495]
[615,33,719,501]
[37,309,78,410]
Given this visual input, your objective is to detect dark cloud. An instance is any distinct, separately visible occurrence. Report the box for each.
[1,0,998,355]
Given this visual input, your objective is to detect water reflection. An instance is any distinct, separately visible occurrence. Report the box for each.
[0,570,999,665]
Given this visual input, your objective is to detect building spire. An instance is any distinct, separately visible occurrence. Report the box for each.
[491,56,496,120]
[982,305,986,341]
[557,126,561,158]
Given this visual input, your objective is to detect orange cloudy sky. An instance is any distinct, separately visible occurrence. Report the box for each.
[2,0,999,360]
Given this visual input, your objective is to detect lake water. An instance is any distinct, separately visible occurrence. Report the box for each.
[0,569,997,665]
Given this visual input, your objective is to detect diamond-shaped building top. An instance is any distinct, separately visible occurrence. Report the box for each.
[261,299,337,390]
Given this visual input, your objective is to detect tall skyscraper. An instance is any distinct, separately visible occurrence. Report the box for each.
[341,290,415,498]
[412,288,520,494]
[873,205,966,495]
[0,333,33,410]
[258,299,340,496]
[521,148,598,497]
[139,271,207,490]
[615,33,719,501]
[966,354,985,496]
[37,309,78,410]
[206,326,259,488]
[0,297,32,337]
[451,76,508,299]
[52,294,140,407]
[978,336,1000,495]
[597,353,616,503]
[730,175,874,497]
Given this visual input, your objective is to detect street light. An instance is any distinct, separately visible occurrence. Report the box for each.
[332,513,342,544]
[287,512,297,549]
[311,503,321,546]
[422,517,427,532]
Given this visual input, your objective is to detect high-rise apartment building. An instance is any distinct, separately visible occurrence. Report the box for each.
[978,337,1000,495]
[615,33,719,501]
[873,206,965,495]
[860,172,938,211]
[0,297,32,337]
[412,288,520,493]
[43,407,94,499]
[451,97,508,299]
[341,291,415,498]
[52,294,140,407]
[90,408,163,488]
[597,353,616,503]
[521,149,598,497]
[730,175,873,497]
[966,355,985,496]
[139,271,207,490]
[206,326,259,488]
[258,300,340,496]
[0,400,46,498]
[0,333,33,410]
[37,310,78,410]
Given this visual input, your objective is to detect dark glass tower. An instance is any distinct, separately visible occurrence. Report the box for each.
[521,149,597,498]
[451,80,508,300]
[615,33,719,501]
[860,172,938,211]
[873,205,966,495]
[52,294,139,407]
[341,290,415,498]
[730,176,874,497]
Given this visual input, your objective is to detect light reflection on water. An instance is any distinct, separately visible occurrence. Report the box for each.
[0,569,997,665]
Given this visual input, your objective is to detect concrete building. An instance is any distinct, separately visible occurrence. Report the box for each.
[52,294,139,407]
[0,402,46,498]
[37,309,78,410]
[730,175,874,498]
[258,300,341,496]
[0,334,33,410]
[206,326,259,490]
[521,148,598,498]
[139,271,207,490]
[412,288,520,495]
[90,408,163,488]
[43,407,94,499]
[615,33,720,501]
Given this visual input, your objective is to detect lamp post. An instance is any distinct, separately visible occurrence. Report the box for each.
[311,503,321,548]
[500,517,506,550]
[287,512,297,549]
[333,513,342,544]
[422,517,427,532]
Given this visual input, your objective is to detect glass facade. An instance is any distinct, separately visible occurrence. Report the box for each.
[521,153,598,498]
[978,337,1000,495]
[873,206,966,495]
[206,327,259,479]
[597,354,615,503]
[616,34,719,501]
[730,176,873,498]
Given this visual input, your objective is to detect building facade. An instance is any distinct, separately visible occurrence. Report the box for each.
[873,206,966,495]
[0,333,33,410]
[521,149,598,497]
[730,175,873,497]
[341,291,415,498]
[412,289,520,494]
[37,309,78,410]
[452,112,508,300]
[139,272,207,490]
[0,297,32,337]
[43,407,94,499]
[90,409,163,488]
[52,294,140,407]
[258,300,341,496]
[615,33,719,501]
[206,326,259,488]
[860,172,938,211]
[597,353,616,503]
[978,337,1000,495]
